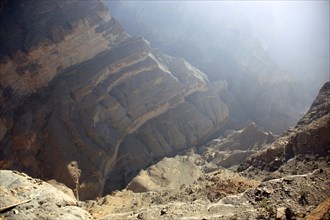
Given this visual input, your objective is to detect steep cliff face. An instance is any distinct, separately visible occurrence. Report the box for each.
[0,0,127,141]
[0,1,229,200]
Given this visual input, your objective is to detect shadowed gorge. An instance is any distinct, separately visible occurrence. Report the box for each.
[0,1,329,219]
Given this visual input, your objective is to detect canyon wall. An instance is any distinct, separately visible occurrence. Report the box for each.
[0,0,229,200]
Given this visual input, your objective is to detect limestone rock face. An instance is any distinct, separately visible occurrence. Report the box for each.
[0,0,128,143]
[238,82,330,172]
[0,0,126,96]
[0,1,229,200]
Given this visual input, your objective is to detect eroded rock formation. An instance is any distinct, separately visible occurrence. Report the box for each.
[0,0,229,200]
[238,81,330,172]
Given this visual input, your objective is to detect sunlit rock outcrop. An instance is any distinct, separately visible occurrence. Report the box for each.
[0,170,92,220]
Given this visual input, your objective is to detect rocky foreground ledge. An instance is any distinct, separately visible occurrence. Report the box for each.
[1,157,329,220]
[0,170,91,219]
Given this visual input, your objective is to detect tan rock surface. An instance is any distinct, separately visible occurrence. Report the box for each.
[0,0,128,145]
[127,156,202,192]
[306,197,330,220]
[0,170,91,220]
[0,1,127,96]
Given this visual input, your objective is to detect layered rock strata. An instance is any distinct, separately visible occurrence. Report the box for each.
[108,1,315,134]
[0,0,128,141]
[0,1,229,200]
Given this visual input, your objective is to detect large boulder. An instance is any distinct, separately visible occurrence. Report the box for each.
[0,170,92,220]
[127,156,202,192]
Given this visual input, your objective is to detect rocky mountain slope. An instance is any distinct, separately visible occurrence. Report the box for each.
[238,81,330,172]
[1,82,329,219]
[0,1,329,219]
[0,0,229,200]
[80,82,330,219]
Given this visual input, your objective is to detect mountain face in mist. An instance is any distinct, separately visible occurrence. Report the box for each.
[0,0,228,200]
[239,82,330,172]
[0,1,330,219]
[242,1,329,88]
[108,1,329,134]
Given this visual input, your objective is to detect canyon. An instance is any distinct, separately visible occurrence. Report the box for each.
[0,1,329,219]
